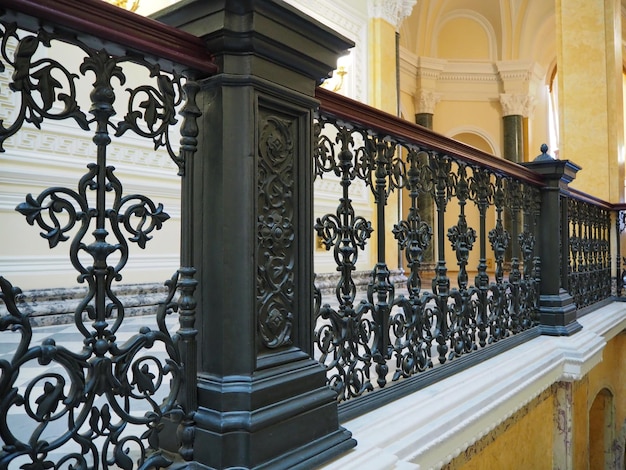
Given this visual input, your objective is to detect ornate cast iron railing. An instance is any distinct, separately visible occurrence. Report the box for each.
[313,88,544,403]
[566,190,612,309]
[0,2,215,469]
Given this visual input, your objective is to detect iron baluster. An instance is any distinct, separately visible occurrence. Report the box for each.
[615,210,626,297]
[519,184,538,328]
[365,136,397,389]
[446,163,477,359]
[487,175,510,342]
[569,198,579,306]
[391,148,434,379]
[314,118,374,401]
[429,153,452,364]
[469,167,493,348]
[507,179,523,333]
[172,78,201,461]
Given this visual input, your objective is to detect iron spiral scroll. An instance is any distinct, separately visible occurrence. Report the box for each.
[0,16,200,470]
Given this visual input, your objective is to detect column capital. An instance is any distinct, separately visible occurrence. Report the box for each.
[500,92,535,117]
[367,0,417,31]
[415,89,441,114]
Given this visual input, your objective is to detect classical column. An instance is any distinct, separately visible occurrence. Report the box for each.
[156,1,355,468]
[499,93,534,163]
[555,0,624,201]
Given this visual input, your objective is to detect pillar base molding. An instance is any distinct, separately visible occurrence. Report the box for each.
[537,290,582,336]
[187,357,355,469]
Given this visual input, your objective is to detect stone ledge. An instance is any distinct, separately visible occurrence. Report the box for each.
[0,282,171,327]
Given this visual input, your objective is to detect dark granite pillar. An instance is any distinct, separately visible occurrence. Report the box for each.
[415,112,433,129]
[503,114,523,163]
[414,113,435,267]
[503,114,524,261]
[155,1,356,468]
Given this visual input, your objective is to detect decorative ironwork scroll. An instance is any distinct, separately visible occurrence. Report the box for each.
[0,16,200,469]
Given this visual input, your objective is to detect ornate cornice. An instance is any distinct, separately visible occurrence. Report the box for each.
[416,56,447,80]
[367,0,417,30]
[500,93,535,117]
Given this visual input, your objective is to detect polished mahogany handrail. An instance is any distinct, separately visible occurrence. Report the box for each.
[316,87,544,187]
[0,0,218,76]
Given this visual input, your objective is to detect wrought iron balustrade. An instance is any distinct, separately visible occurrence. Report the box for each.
[313,88,545,404]
[566,190,612,310]
[1,0,626,467]
[0,1,215,469]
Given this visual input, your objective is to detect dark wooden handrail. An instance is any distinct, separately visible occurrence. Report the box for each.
[0,0,218,76]
[568,187,616,210]
[316,87,545,187]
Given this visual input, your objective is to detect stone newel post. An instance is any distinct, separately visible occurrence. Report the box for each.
[156,1,356,468]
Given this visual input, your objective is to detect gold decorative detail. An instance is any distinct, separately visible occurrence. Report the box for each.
[105,0,140,12]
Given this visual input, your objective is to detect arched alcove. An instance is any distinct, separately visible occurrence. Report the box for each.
[433,10,496,60]
[589,388,615,469]
[447,127,499,157]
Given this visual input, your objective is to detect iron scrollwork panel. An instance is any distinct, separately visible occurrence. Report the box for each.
[0,18,200,469]
[257,113,296,349]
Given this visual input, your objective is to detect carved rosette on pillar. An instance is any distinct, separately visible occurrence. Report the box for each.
[156,1,356,468]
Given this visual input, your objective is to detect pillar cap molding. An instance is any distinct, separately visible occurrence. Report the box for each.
[367,0,417,31]
[500,92,535,117]
[496,60,545,83]
[415,56,448,80]
[155,0,354,93]
[414,89,441,114]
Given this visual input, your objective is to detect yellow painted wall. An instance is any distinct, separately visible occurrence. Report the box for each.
[446,334,626,470]
[434,101,501,152]
[446,388,554,470]
[575,333,626,469]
